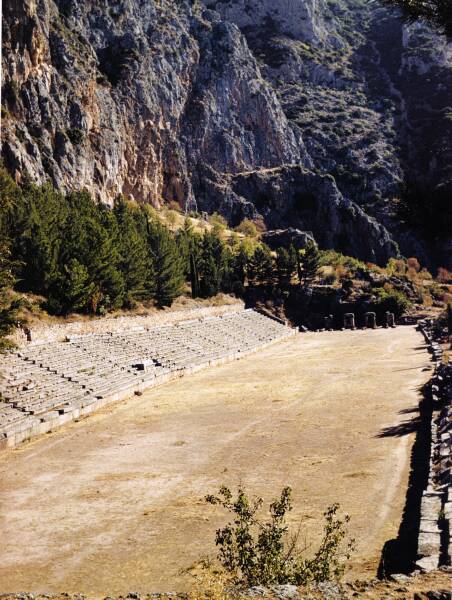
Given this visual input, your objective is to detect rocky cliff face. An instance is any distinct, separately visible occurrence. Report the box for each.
[2,0,451,265]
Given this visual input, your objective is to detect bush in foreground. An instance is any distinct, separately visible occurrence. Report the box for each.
[205,486,354,587]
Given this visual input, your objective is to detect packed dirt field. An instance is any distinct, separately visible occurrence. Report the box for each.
[0,326,432,596]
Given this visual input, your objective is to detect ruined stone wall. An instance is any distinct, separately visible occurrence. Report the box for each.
[416,320,452,571]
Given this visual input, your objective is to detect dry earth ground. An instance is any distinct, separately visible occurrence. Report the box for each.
[0,327,432,596]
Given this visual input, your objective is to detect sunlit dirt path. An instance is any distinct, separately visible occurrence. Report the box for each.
[0,327,431,596]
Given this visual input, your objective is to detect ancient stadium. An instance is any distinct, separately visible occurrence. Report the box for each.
[0,306,450,594]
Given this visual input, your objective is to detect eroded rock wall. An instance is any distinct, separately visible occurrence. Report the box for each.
[2,0,451,264]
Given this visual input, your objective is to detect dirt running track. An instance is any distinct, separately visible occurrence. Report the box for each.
[0,327,431,595]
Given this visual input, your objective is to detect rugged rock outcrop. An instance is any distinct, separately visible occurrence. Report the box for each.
[262,229,316,251]
[1,0,451,265]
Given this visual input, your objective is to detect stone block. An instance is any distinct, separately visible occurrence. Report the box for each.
[419,520,441,534]
[416,555,440,572]
[417,531,441,557]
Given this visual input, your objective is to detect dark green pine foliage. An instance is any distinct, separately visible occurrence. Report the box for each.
[56,192,125,314]
[0,173,22,351]
[199,230,228,298]
[249,244,274,285]
[300,242,320,286]
[147,219,184,307]
[0,245,21,352]
[177,218,201,298]
[113,198,154,304]
[12,183,68,296]
[190,252,200,299]
[275,245,297,287]
[232,243,249,285]
[53,258,95,314]
[220,245,234,293]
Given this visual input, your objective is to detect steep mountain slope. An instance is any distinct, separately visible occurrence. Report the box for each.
[206,0,452,264]
[1,0,451,265]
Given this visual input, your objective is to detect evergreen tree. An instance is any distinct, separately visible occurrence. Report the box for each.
[232,243,249,285]
[147,220,184,307]
[249,245,274,285]
[52,258,95,315]
[177,218,201,298]
[0,171,22,350]
[220,245,234,293]
[190,252,200,298]
[275,245,297,287]
[13,183,68,295]
[199,232,220,297]
[0,245,20,352]
[60,192,125,313]
[113,198,153,303]
[176,218,195,278]
[200,252,219,297]
[300,242,320,286]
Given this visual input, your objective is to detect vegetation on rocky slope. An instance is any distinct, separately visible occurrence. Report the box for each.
[0,167,450,345]
[2,0,451,268]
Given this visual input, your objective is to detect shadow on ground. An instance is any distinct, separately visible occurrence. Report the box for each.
[377,383,432,576]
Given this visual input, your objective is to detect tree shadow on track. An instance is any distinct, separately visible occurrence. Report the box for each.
[376,386,432,577]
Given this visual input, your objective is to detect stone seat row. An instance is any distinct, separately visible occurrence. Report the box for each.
[0,310,295,448]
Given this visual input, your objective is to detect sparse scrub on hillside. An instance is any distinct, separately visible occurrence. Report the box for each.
[209,213,228,230]
[204,486,354,587]
[234,219,259,238]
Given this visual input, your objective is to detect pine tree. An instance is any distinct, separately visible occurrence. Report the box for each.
[199,232,221,298]
[113,198,153,303]
[53,258,95,315]
[300,242,320,286]
[249,245,274,285]
[275,245,297,287]
[190,252,200,298]
[200,252,219,297]
[0,171,21,350]
[59,192,125,313]
[177,218,201,298]
[147,220,184,307]
[232,243,249,285]
[176,218,195,278]
[220,245,234,293]
[0,244,20,352]
[13,184,68,295]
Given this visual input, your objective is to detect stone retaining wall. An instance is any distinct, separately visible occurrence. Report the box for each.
[416,320,451,571]
[9,302,245,347]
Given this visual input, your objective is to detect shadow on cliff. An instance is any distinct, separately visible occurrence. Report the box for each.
[376,388,432,576]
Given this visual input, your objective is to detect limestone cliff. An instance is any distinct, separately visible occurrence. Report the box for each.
[2,0,451,265]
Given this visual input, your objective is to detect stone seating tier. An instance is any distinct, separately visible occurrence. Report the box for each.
[0,310,295,448]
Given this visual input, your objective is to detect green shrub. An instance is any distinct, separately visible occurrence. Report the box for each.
[205,486,354,587]
[235,219,258,238]
[209,213,228,229]
[373,287,411,317]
